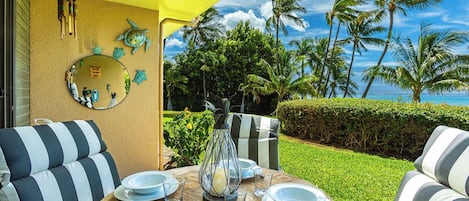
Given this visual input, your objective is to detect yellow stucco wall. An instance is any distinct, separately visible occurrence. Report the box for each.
[30,0,161,177]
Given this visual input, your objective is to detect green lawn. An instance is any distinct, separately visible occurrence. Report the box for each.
[163,110,181,122]
[163,111,414,200]
[163,110,202,122]
[279,135,414,201]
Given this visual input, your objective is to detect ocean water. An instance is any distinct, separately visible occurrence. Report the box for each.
[366,93,469,106]
[352,75,469,106]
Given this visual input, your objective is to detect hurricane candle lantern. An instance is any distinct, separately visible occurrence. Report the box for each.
[199,99,242,201]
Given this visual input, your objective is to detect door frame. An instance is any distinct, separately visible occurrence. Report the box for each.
[1,0,15,128]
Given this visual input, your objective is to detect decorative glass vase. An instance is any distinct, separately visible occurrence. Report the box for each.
[199,123,241,201]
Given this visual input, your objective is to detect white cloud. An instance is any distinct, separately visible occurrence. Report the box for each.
[389,15,421,35]
[289,18,309,32]
[165,38,185,48]
[215,0,264,8]
[282,27,330,45]
[285,27,329,41]
[430,24,456,30]
[290,0,373,15]
[260,2,309,32]
[353,3,376,12]
[342,47,353,55]
[260,2,272,18]
[442,14,469,27]
[365,44,386,52]
[354,61,397,68]
[307,27,329,36]
[221,10,266,31]
[301,0,333,14]
[175,30,184,37]
[381,61,398,67]
[416,10,446,18]
[216,0,332,15]
[450,44,469,55]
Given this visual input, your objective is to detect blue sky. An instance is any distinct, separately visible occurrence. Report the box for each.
[164,0,469,103]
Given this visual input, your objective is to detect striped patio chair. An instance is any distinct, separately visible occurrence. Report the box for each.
[0,120,120,201]
[395,125,469,201]
[226,113,280,170]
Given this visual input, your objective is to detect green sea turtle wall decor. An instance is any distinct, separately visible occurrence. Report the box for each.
[133,69,147,85]
[93,46,102,55]
[117,19,151,55]
[113,47,125,60]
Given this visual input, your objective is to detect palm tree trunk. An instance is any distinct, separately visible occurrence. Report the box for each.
[301,60,305,99]
[275,15,281,75]
[362,9,395,98]
[413,90,421,103]
[240,94,246,113]
[203,71,207,110]
[322,22,341,97]
[323,70,332,97]
[301,60,305,78]
[343,42,357,98]
[277,94,284,107]
[319,20,335,88]
[167,96,173,110]
[328,88,334,98]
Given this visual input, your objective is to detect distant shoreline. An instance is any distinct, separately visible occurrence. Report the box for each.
[365,94,469,106]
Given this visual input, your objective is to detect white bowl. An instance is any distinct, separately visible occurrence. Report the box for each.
[238,158,257,179]
[122,171,168,194]
[239,158,256,169]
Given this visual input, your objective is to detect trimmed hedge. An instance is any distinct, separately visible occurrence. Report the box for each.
[277,98,469,160]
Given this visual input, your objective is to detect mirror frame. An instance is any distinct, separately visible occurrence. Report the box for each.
[65,55,131,110]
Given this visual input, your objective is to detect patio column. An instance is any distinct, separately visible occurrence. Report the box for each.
[157,18,199,170]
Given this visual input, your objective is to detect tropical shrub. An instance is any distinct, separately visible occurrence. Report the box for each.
[277,98,469,160]
[163,109,214,168]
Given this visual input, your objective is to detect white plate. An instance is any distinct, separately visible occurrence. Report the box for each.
[239,158,257,179]
[115,175,178,201]
[261,183,329,201]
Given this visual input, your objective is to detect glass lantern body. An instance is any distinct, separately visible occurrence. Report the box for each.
[199,126,241,200]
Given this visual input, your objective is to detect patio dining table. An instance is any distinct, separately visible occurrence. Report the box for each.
[102,165,331,201]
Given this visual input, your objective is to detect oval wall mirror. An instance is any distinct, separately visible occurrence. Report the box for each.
[65,55,131,110]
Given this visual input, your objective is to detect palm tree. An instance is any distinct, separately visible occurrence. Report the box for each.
[376,24,469,102]
[328,62,357,98]
[320,0,363,93]
[241,51,318,109]
[361,0,442,98]
[289,37,313,98]
[321,42,350,97]
[289,38,313,79]
[164,62,189,110]
[308,37,328,77]
[198,50,219,110]
[266,0,306,73]
[341,10,386,97]
[181,7,224,45]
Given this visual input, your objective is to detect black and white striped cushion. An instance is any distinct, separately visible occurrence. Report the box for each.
[227,113,279,139]
[0,152,120,201]
[395,170,468,201]
[226,113,280,170]
[232,138,279,170]
[0,120,120,201]
[0,120,106,185]
[414,125,469,197]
